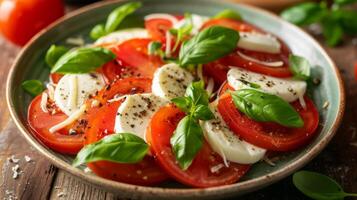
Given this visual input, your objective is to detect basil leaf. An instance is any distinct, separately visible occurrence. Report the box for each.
[213,9,242,21]
[289,55,311,80]
[45,45,69,67]
[172,13,193,52]
[105,2,142,34]
[293,171,352,200]
[338,10,357,35]
[148,41,163,56]
[73,133,148,167]
[51,47,116,74]
[171,96,192,113]
[334,0,357,5]
[192,105,214,120]
[90,24,106,40]
[281,2,327,26]
[170,116,203,170]
[179,26,239,66]
[231,89,304,128]
[185,81,209,106]
[22,80,44,96]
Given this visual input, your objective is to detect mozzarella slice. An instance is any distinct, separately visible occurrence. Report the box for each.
[152,63,194,100]
[95,28,148,46]
[238,32,281,54]
[174,14,209,35]
[203,104,266,164]
[114,93,168,140]
[227,67,306,102]
[54,73,105,115]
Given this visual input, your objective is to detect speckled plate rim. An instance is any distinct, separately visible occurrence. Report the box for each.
[6,0,345,199]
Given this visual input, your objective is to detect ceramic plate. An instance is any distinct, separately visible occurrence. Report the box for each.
[6,0,345,199]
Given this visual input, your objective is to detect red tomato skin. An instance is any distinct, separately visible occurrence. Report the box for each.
[354,62,357,81]
[27,94,84,155]
[217,94,319,151]
[147,104,250,188]
[0,0,64,46]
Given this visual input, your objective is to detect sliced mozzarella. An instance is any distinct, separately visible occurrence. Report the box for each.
[227,67,307,102]
[238,32,281,54]
[114,93,168,140]
[95,28,148,46]
[203,104,266,164]
[54,73,105,116]
[152,63,194,100]
[174,14,209,35]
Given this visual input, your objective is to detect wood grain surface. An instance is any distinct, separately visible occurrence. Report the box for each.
[1,4,357,200]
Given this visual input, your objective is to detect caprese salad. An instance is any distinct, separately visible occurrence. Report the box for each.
[23,2,320,188]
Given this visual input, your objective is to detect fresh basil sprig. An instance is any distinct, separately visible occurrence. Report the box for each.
[179,26,239,66]
[289,55,311,80]
[170,81,214,170]
[51,47,116,74]
[90,2,142,40]
[281,0,357,46]
[45,45,69,67]
[231,89,304,128]
[22,80,44,96]
[73,133,148,167]
[213,9,242,21]
[293,171,357,200]
[148,41,164,56]
[170,13,193,52]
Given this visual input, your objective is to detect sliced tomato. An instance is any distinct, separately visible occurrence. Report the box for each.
[201,18,260,33]
[27,94,84,154]
[103,39,163,81]
[217,94,319,151]
[145,18,172,42]
[147,104,250,188]
[49,73,63,84]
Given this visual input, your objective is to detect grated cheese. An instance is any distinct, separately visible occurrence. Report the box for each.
[237,51,284,67]
[40,93,49,113]
[144,13,179,25]
[210,163,225,173]
[46,83,55,100]
[65,36,85,46]
[49,105,87,133]
[299,94,307,110]
[206,78,215,96]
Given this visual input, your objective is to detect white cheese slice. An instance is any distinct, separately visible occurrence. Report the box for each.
[238,32,281,54]
[114,93,168,140]
[227,67,306,102]
[174,14,209,35]
[54,73,105,116]
[152,63,194,100]
[203,103,266,164]
[95,28,148,46]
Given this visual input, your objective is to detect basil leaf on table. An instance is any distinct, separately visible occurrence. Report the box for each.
[90,2,142,39]
[22,80,44,96]
[334,0,357,5]
[289,55,311,80]
[293,171,357,200]
[179,26,239,66]
[280,2,327,26]
[45,45,69,67]
[51,47,116,74]
[337,10,357,35]
[170,115,204,170]
[213,9,242,21]
[231,89,304,128]
[73,133,148,167]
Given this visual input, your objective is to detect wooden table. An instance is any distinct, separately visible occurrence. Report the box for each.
[1,5,357,200]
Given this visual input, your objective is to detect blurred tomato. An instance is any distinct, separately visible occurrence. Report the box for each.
[0,0,65,46]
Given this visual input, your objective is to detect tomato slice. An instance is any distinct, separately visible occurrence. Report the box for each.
[49,73,63,84]
[217,94,319,151]
[145,18,173,42]
[27,94,84,154]
[103,39,163,81]
[84,78,168,185]
[201,18,260,33]
[147,104,250,188]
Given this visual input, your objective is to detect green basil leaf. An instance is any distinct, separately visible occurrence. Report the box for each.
[185,81,209,106]
[171,96,192,113]
[90,24,106,40]
[45,45,69,67]
[281,2,327,26]
[105,2,142,34]
[213,9,242,21]
[51,47,116,74]
[293,171,349,200]
[334,0,357,5]
[289,55,311,80]
[322,14,344,47]
[179,26,239,66]
[231,89,304,128]
[172,13,193,52]
[338,10,357,35]
[170,116,203,170]
[193,105,214,120]
[73,133,148,167]
[148,41,163,56]
[22,80,44,96]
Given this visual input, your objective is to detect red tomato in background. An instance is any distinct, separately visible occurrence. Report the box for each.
[0,0,65,46]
